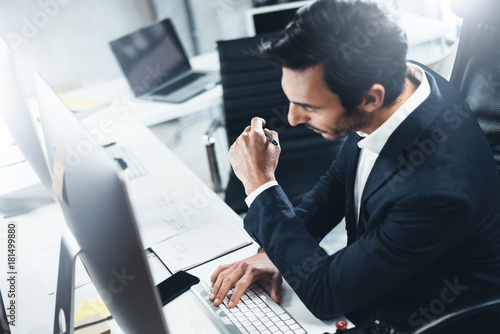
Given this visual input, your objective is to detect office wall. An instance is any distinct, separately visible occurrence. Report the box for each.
[0,0,253,96]
[0,0,459,99]
[0,0,156,96]
[154,0,253,56]
[151,0,193,55]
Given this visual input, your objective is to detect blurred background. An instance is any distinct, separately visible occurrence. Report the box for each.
[0,0,462,97]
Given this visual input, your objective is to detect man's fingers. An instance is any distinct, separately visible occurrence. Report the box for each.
[264,128,280,146]
[251,117,266,133]
[210,265,235,302]
[211,269,243,306]
[265,129,278,140]
[228,276,253,308]
[210,264,231,287]
[269,275,283,304]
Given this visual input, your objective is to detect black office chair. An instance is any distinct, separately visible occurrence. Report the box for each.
[215,35,344,214]
[449,0,500,173]
[404,0,500,333]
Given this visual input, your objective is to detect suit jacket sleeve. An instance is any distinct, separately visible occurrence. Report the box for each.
[244,188,472,319]
[291,136,351,241]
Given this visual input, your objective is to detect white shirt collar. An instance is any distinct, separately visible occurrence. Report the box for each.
[356,63,431,154]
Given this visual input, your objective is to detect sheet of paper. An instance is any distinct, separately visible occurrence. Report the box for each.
[26,228,91,295]
[151,221,252,273]
[132,191,224,248]
[57,92,108,112]
[74,313,111,334]
[75,300,110,322]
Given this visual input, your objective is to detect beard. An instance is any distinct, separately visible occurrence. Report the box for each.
[306,106,372,141]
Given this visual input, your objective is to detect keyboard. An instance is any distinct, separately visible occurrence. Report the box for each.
[104,144,148,179]
[153,72,206,96]
[192,281,307,334]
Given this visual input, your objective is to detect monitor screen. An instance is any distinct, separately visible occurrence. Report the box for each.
[0,37,52,191]
[245,1,312,36]
[109,18,190,96]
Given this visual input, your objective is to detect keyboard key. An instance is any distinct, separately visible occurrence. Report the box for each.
[275,320,286,328]
[267,325,279,332]
[270,316,280,323]
[104,145,148,179]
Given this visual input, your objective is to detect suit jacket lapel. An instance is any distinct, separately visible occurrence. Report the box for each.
[360,71,442,215]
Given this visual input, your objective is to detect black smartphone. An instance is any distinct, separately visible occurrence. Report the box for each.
[156,271,200,306]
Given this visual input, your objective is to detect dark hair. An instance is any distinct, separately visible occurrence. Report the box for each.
[259,0,408,108]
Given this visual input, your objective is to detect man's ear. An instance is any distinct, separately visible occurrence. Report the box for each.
[360,84,385,113]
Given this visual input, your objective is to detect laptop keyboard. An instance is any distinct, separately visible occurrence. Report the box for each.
[195,281,307,334]
[104,144,148,179]
[153,72,206,96]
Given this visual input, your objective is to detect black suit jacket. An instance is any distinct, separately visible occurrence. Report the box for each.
[243,65,500,330]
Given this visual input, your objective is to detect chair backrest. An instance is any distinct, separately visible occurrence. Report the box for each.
[450,0,500,173]
[217,35,344,213]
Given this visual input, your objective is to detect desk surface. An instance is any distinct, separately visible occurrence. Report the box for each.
[0,120,350,333]
[66,51,222,127]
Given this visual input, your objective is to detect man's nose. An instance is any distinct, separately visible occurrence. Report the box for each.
[287,103,309,126]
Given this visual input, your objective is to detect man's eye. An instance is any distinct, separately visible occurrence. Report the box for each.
[304,106,314,112]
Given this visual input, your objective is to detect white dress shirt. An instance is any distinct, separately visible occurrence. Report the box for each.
[354,63,430,223]
[246,63,430,210]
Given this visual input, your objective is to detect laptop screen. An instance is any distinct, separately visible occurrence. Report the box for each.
[110,19,191,97]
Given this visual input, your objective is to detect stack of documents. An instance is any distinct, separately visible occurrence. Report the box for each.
[132,190,251,273]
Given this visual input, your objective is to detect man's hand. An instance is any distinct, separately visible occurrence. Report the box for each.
[229,117,280,195]
[209,251,282,308]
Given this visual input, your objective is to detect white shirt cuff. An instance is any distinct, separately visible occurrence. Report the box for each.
[245,181,279,207]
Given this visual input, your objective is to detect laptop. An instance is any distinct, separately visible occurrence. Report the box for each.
[109,18,220,103]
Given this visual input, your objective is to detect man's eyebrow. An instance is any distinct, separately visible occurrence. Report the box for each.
[292,101,321,110]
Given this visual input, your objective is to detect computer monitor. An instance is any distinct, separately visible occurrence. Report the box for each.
[245,1,311,36]
[0,37,54,215]
[34,73,168,333]
[0,290,11,334]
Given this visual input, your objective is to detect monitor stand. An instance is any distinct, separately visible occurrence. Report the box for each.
[53,227,81,334]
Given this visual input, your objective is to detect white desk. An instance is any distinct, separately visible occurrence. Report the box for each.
[0,204,347,334]
[0,119,350,333]
[66,51,222,127]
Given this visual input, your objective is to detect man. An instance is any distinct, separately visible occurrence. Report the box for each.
[210,0,500,332]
